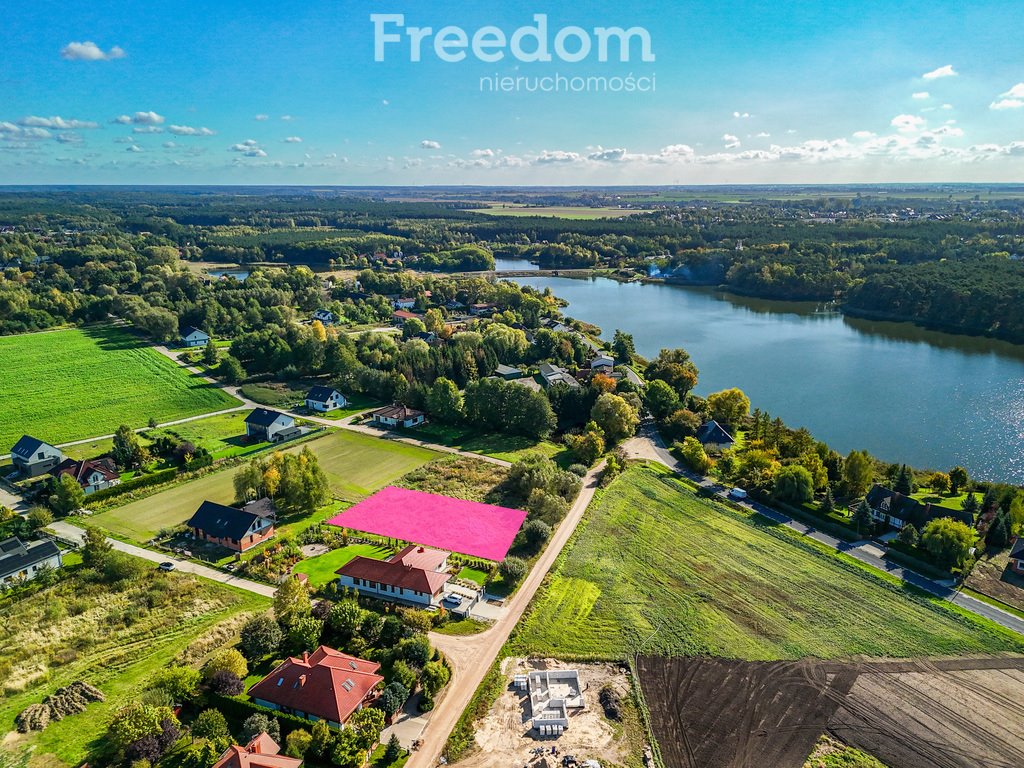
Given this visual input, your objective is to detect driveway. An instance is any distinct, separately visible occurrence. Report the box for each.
[48,520,276,597]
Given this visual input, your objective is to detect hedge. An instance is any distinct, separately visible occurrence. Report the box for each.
[209,693,313,736]
[88,468,179,503]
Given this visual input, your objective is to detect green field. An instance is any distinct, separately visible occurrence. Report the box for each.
[92,430,436,541]
[0,564,267,765]
[513,464,1024,660]
[293,543,392,585]
[63,411,251,462]
[410,423,572,466]
[473,204,652,219]
[0,326,240,451]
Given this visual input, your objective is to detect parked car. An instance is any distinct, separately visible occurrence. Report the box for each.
[442,594,463,608]
[727,488,748,501]
[157,561,175,572]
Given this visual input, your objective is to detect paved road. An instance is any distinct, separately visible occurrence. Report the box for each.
[630,419,1024,637]
[49,520,276,597]
[405,460,607,768]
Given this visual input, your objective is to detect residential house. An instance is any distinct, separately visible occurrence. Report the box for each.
[494,364,524,380]
[469,302,496,316]
[212,732,301,768]
[52,457,120,494]
[312,309,337,325]
[590,354,615,373]
[10,435,63,478]
[696,420,736,452]
[305,386,347,413]
[187,500,275,552]
[370,404,426,429]
[864,484,973,531]
[336,544,452,607]
[248,646,383,729]
[538,363,581,389]
[392,296,416,310]
[180,326,210,348]
[392,309,419,326]
[1010,537,1024,576]
[0,536,62,585]
[245,409,297,443]
[415,331,439,344]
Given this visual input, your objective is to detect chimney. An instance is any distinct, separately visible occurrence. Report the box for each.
[302,651,309,664]
[299,674,307,687]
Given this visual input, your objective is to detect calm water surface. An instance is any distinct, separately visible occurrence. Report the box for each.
[493,256,539,272]
[513,276,1024,483]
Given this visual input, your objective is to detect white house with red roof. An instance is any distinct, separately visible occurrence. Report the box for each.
[247,646,383,729]
[336,544,451,607]
[212,732,301,768]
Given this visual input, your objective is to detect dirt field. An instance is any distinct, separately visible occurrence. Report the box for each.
[637,655,1024,768]
[966,549,1024,612]
[453,658,639,768]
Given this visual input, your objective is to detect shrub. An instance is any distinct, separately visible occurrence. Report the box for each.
[203,649,248,681]
[567,464,588,477]
[209,670,243,696]
[241,712,280,743]
[239,614,282,661]
[499,556,528,584]
[521,519,551,553]
[284,728,313,758]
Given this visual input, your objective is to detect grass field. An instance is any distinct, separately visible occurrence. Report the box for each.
[92,430,437,541]
[0,563,267,765]
[0,326,240,451]
[63,411,250,462]
[409,423,572,466]
[513,464,1024,660]
[294,543,391,586]
[473,204,652,219]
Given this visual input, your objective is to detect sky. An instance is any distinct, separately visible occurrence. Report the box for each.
[2,0,1023,185]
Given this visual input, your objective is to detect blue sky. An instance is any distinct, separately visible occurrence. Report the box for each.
[2,0,1022,184]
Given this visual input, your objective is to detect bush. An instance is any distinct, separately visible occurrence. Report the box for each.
[499,556,528,584]
[191,709,228,741]
[102,551,149,583]
[209,670,243,696]
[203,649,248,681]
[239,614,282,661]
[241,712,280,743]
[567,464,588,477]
[88,468,178,503]
[285,728,312,758]
[520,519,551,553]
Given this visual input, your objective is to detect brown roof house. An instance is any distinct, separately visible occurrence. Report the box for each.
[336,544,451,608]
[52,457,120,494]
[212,732,302,768]
[370,404,426,430]
[248,646,383,729]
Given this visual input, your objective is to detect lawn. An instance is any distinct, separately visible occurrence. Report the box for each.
[92,429,436,541]
[911,489,970,511]
[409,423,571,467]
[310,393,381,420]
[0,325,240,451]
[0,563,268,765]
[513,464,1024,660]
[457,566,489,586]
[294,543,392,586]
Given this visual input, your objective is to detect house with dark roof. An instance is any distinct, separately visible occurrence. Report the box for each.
[538,363,580,390]
[244,409,297,443]
[1010,537,1024,576]
[52,457,120,495]
[10,435,63,478]
[469,302,496,316]
[864,484,973,532]
[590,354,615,372]
[494,364,524,380]
[187,500,275,552]
[337,544,452,607]
[312,309,337,325]
[248,646,383,729]
[212,732,301,768]
[696,420,736,452]
[370,404,426,429]
[305,386,347,413]
[180,326,210,348]
[0,536,62,585]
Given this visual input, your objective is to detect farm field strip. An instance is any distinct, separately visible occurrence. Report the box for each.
[0,325,240,450]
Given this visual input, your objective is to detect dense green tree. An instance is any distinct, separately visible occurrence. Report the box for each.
[678,437,712,474]
[851,499,873,535]
[239,614,283,660]
[151,665,201,701]
[843,450,874,497]
[948,466,969,495]
[921,517,975,571]
[202,649,248,681]
[112,424,149,470]
[81,525,113,568]
[819,485,835,515]
[611,329,636,362]
[499,556,528,584]
[644,348,699,399]
[894,465,913,495]
[426,377,463,423]
[25,506,52,532]
[929,471,951,494]
[772,464,814,505]
[284,728,313,758]
[961,492,980,518]
[51,474,85,515]
[274,575,312,628]
[985,510,1011,549]
[590,393,639,444]
[706,388,751,432]
[898,523,920,547]
[241,712,280,743]
[191,709,229,741]
[644,379,681,420]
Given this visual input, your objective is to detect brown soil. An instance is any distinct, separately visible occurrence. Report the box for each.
[965,550,1024,612]
[637,655,1024,768]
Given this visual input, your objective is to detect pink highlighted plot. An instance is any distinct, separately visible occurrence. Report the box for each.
[325,486,528,561]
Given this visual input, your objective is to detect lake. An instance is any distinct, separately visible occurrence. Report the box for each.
[494,256,539,272]
[511,275,1024,483]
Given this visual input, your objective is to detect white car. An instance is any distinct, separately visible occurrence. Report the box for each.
[442,594,463,608]
[727,488,748,501]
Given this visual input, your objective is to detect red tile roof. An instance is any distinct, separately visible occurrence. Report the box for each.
[247,646,383,725]
[212,732,302,768]
[393,543,449,572]
[53,457,119,486]
[336,552,451,596]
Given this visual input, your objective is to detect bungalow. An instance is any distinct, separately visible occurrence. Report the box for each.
[494,364,524,380]
[245,409,297,443]
[180,326,210,348]
[590,354,615,372]
[538,363,581,390]
[337,544,451,607]
[1010,537,1024,576]
[392,296,416,310]
[370,404,426,429]
[0,536,62,585]
[212,732,301,768]
[248,646,383,730]
[392,309,419,325]
[187,500,275,552]
[305,386,348,413]
[469,302,496,316]
[312,309,337,325]
[10,435,63,478]
[696,420,736,452]
[864,484,973,532]
[52,457,120,494]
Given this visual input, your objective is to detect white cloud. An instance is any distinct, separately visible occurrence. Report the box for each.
[891,114,926,132]
[990,99,1024,110]
[381,100,390,106]
[470,148,495,158]
[587,147,627,162]
[254,114,269,121]
[127,144,143,153]
[280,115,293,121]
[733,111,751,118]
[54,133,82,145]
[420,139,442,150]
[61,41,125,61]
[722,133,741,149]
[133,126,163,134]
[114,111,164,126]
[922,64,957,80]
[168,125,216,136]
[535,150,582,164]
[912,91,930,100]
[162,141,177,148]
[230,139,267,157]
[283,136,303,143]
[852,130,876,139]
[941,103,953,110]
[19,116,97,129]
[0,122,50,140]
[1002,83,1024,99]
[755,132,770,138]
